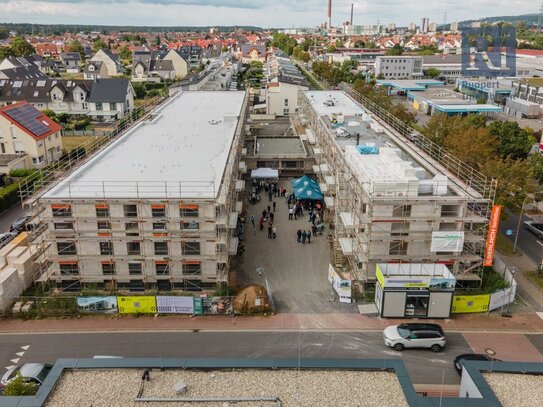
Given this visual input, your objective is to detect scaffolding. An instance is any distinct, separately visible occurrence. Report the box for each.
[20,91,250,293]
[297,89,496,288]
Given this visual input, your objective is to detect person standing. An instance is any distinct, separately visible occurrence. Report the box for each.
[311,223,317,237]
[297,229,302,242]
[307,230,311,244]
[301,230,307,244]
[251,215,255,228]
[270,212,274,222]
[273,201,276,212]
[273,226,277,239]
[268,190,273,202]
[288,207,294,220]
[268,224,273,239]
[259,217,264,231]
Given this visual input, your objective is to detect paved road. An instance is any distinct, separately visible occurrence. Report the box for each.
[499,212,543,266]
[0,203,25,234]
[0,330,472,385]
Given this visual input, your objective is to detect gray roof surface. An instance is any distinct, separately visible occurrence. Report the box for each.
[87,78,130,103]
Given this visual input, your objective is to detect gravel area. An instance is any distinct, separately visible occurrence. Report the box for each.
[44,369,408,407]
[483,373,543,407]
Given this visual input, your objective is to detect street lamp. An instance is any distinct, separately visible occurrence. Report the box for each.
[513,195,533,253]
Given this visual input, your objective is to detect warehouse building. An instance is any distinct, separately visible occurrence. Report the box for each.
[298,90,495,293]
[33,91,248,291]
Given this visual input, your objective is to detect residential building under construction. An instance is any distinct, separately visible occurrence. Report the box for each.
[25,90,248,292]
[298,89,496,291]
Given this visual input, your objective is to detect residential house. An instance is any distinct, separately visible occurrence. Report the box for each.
[240,44,266,63]
[162,49,189,79]
[132,49,189,82]
[178,45,203,69]
[89,49,125,77]
[0,101,63,169]
[59,52,82,73]
[0,78,135,122]
[35,43,64,59]
[83,61,108,80]
[265,55,309,116]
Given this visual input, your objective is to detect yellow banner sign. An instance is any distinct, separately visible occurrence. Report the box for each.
[117,296,156,314]
[451,294,490,314]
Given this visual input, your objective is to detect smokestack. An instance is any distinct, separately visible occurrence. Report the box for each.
[350,3,353,26]
[328,0,332,29]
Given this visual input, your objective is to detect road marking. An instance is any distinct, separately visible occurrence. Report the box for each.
[20,345,30,350]
[5,365,14,370]
[15,352,25,357]
[10,358,19,364]
[537,312,543,321]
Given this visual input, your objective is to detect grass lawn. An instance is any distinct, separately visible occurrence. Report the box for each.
[526,271,543,291]
[496,233,522,257]
[62,136,104,152]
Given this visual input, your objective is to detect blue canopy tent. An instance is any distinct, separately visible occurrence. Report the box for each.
[294,183,323,200]
[291,175,320,190]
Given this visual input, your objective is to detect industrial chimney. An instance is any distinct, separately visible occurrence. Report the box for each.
[350,3,353,26]
[328,0,332,29]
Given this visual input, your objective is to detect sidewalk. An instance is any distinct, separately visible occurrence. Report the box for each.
[1,311,543,334]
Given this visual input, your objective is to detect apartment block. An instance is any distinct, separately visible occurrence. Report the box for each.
[298,90,494,289]
[35,91,248,292]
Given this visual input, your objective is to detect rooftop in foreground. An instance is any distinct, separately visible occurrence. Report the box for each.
[43,91,246,200]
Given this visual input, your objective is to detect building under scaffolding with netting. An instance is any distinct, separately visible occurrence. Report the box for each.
[21,91,248,292]
[298,88,496,293]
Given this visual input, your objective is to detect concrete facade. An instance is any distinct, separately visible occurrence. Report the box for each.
[375,56,423,79]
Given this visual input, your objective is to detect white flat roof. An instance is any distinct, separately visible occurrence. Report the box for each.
[304,90,364,117]
[43,91,246,200]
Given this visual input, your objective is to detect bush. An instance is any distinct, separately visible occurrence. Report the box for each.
[8,168,37,178]
[0,181,22,213]
[1,372,38,396]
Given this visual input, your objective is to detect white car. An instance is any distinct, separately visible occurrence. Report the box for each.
[383,323,446,352]
[1,363,52,387]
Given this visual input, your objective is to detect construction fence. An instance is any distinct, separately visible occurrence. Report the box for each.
[6,294,272,318]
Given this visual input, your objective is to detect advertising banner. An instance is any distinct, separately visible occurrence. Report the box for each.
[117,296,156,314]
[203,297,233,314]
[451,294,490,313]
[193,297,204,315]
[484,205,502,267]
[156,296,194,314]
[375,266,430,288]
[77,296,117,314]
[429,278,456,290]
[430,231,465,253]
[328,264,352,303]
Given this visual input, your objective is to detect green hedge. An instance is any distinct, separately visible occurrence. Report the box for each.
[0,181,22,213]
[8,168,38,178]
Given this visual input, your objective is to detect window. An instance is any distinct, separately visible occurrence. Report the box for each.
[95,205,109,218]
[57,242,77,255]
[154,241,168,255]
[284,98,289,106]
[389,240,408,256]
[10,127,17,139]
[180,204,198,217]
[102,262,116,275]
[283,108,289,115]
[97,221,111,230]
[123,204,137,217]
[182,241,200,255]
[54,222,73,230]
[95,102,103,111]
[151,205,166,218]
[13,142,24,153]
[153,222,167,230]
[183,261,201,275]
[52,205,72,217]
[392,205,411,217]
[127,242,141,255]
[181,221,199,230]
[283,160,298,168]
[128,262,142,275]
[59,262,79,275]
[155,261,169,275]
[99,241,114,255]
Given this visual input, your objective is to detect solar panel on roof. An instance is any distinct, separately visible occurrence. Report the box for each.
[4,104,51,137]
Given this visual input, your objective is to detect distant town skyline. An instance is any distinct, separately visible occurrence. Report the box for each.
[0,0,539,29]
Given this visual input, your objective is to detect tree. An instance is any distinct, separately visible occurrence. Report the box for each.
[0,25,8,40]
[353,40,365,48]
[389,104,417,125]
[118,45,132,62]
[488,121,535,160]
[10,36,35,57]
[1,373,38,396]
[69,40,85,59]
[365,41,377,49]
[529,153,543,184]
[385,44,403,56]
[424,67,440,78]
[444,126,494,169]
[92,39,107,53]
[0,46,13,59]
[422,114,463,146]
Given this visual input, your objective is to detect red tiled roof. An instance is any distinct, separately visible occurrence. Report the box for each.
[0,102,62,141]
[515,49,543,57]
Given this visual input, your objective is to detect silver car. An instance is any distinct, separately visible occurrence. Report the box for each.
[0,363,52,387]
[383,323,446,352]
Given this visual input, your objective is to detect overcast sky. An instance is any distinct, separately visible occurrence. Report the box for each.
[0,0,538,28]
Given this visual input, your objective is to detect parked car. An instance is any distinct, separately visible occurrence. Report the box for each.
[454,354,500,375]
[383,323,446,352]
[0,232,17,250]
[524,220,543,239]
[9,216,31,233]
[0,363,53,387]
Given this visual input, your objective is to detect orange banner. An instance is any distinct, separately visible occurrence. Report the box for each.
[484,205,502,267]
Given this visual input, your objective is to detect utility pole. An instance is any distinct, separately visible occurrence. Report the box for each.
[538,2,543,33]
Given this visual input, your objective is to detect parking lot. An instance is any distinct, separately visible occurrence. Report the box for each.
[235,180,358,314]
